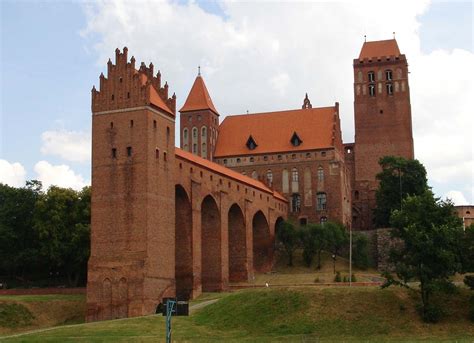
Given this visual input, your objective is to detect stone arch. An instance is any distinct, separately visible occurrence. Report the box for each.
[175,185,193,299]
[102,278,112,320]
[252,210,272,273]
[201,195,222,291]
[228,203,247,282]
[117,277,128,318]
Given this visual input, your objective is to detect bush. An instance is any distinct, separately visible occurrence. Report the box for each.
[417,303,444,323]
[313,277,320,283]
[351,273,357,282]
[464,275,474,290]
[343,276,348,282]
[353,234,370,270]
[334,271,341,282]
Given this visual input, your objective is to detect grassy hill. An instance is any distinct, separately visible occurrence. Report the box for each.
[1,287,473,342]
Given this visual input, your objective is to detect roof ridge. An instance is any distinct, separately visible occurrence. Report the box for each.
[225,105,337,119]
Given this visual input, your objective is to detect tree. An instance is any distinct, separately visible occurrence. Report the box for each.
[34,186,91,286]
[299,225,316,267]
[382,191,464,322]
[352,233,370,270]
[276,220,299,266]
[374,156,429,228]
[0,181,42,280]
[324,222,348,274]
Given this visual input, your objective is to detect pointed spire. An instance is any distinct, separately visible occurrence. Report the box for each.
[198,65,201,76]
[180,73,219,115]
[302,93,312,109]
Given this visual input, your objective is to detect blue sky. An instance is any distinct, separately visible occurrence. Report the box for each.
[1,0,473,204]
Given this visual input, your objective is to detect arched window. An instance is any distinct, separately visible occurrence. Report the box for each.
[201,126,207,137]
[292,168,299,182]
[192,127,198,155]
[251,170,258,179]
[317,192,327,211]
[192,143,197,154]
[266,169,273,185]
[192,127,198,138]
[201,143,207,158]
[368,71,375,83]
[369,84,376,97]
[183,128,188,144]
[354,190,359,201]
[386,83,393,95]
[317,166,324,182]
[291,193,301,213]
[385,69,393,81]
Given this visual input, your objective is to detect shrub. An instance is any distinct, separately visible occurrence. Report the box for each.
[417,303,444,323]
[464,275,474,290]
[469,295,474,322]
[353,234,370,270]
[334,271,341,282]
[351,274,357,282]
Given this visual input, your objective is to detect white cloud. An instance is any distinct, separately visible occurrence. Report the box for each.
[40,130,91,163]
[444,190,468,206]
[81,0,473,203]
[0,159,26,187]
[34,161,89,190]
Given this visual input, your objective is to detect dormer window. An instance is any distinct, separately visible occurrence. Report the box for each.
[246,135,258,150]
[290,132,303,147]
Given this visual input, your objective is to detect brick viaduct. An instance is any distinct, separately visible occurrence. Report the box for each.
[86,48,287,321]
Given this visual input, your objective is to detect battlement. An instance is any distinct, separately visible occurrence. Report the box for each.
[353,54,407,67]
[91,47,176,116]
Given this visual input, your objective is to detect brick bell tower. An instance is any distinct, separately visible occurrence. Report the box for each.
[352,39,414,230]
[179,68,219,161]
[87,47,177,321]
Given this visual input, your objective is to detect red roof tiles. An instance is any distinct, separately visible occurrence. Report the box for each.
[175,148,287,202]
[179,76,218,114]
[214,106,337,157]
[359,39,400,59]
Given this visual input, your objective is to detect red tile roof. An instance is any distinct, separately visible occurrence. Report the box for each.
[359,39,400,59]
[214,106,337,157]
[179,76,218,114]
[175,148,287,202]
[139,73,174,115]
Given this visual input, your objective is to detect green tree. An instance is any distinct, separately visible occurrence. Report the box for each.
[299,225,316,267]
[34,186,91,286]
[382,191,464,322]
[324,222,348,274]
[374,156,429,228]
[276,220,299,266]
[0,181,42,279]
[352,233,370,270]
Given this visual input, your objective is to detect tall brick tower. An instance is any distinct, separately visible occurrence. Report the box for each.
[179,71,219,160]
[86,48,177,321]
[352,39,414,230]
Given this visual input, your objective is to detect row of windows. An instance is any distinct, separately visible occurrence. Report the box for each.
[245,167,325,183]
[299,216,328,226]
[358,68,402,83]
[356,81,406,97]
[187,115,218,125]
[109,120,171,144]
[111,146,167,161]
[291,192,327,213]
[223,151,327,165]
[110,92,131,101]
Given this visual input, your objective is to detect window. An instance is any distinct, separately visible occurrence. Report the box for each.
[192,127,198,138]
[251,170,258,179]
[246,135,258,150]
[385,69,393,81]
[164,152,167,161]
[386,83,393,95]
[201,126,207,137]
[292,168,299,182]
[292,154,296,159]
[130,120,134,128]
[110,122,114,129]
[166,127,170,145]
[127,92,130,98]
[237,158,241,163]
[317,192,327,210]
[321,151,326,157]
[369,84,376,97]
[368,71,375,82]
[223,159,227,165]
[119,77,123,83]
[317,166,324,182]
[197,115,201,121]
[266,169,273,184]
[250,157,254,162]
[277,155,282,160]
[354,190,359,200]
[111,94,114,100]
[290,132,303,147]
[320,216,328,224]
[112,148,117,158]
[127,146,132,157]
[188,116,192,122]
[153,120,157,129]
[291,193,301,213]
[183,128,188,142]
[306,152,311,158]
[263,155,268,161]
[201,143,207,158]
[193,144,197,154]
[155,149,159,159]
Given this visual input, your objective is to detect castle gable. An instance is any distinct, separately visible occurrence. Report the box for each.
[358,39,400,59]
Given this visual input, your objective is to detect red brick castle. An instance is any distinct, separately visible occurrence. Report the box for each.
[86,39,414,321]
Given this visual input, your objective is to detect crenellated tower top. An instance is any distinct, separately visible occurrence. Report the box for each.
[91,47,176,116]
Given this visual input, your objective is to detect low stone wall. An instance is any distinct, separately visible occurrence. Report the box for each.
[0,287,86,296]
[356,228,402,272]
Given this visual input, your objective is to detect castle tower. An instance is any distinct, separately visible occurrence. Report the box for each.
[87,48,177,321]
[179,71,219,161]
[352,39,414,230]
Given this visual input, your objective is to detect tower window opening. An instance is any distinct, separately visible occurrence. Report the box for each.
[127,146,132,157]
[119,77,123,83]
[368,71,375,82]
[317,192,327,211]
[369,84,376,97]
[112,148,117,158]
[386,83,393,95]
[223,159,227,165]
[237,158,241,163]
[127,92,130,98]
[163,152,167,161]
[167,126,170,145]
[110,122,114,129]
[130,120,134,128]
[111,94,114,100]
[385,69,393,81]
[153,120,157,129]
[291,193,301,213]
[155,149,159,159]
[250,157,254,162]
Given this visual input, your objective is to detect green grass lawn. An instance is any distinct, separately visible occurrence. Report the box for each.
[1,287,473,342]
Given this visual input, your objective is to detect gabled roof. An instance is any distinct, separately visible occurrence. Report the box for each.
[359,39,401,59]
[214,106,337,157]
[175,148,287,202]
[179,75,219,114]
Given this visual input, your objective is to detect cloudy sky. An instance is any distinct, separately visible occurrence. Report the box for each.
[1,0,473,205]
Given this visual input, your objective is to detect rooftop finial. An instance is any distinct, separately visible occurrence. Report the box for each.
[198,65,201,76]
[364,34,367,42]
[393,31,396,39]
[302,93,312,109]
